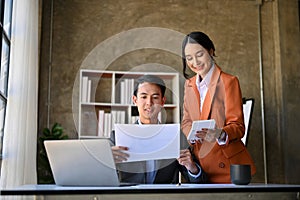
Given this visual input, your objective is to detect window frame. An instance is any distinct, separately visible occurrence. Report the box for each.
[0,0,13,159]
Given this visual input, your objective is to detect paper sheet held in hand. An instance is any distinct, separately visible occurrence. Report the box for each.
[187,119,216,142]
[114,124,180,162]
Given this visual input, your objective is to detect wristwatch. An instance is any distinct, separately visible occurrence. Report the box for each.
[218,130,226,140]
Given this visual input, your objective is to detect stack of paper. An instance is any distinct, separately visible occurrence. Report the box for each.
[114,124,180,162]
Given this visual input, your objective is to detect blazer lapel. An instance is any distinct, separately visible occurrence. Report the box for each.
[187,77,201,118]
[200,65,221,120]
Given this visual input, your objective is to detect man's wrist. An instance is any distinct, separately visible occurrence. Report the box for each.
[188,163,201,178]
[189,165,199,175]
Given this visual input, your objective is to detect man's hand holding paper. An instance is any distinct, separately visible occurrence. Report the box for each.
[111,145,129,163]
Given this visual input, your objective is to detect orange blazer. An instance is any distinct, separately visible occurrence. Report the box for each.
[181,65,256,183]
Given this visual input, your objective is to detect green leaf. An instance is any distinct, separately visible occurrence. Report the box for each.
[43,128,51,136]
[52,123,62,133]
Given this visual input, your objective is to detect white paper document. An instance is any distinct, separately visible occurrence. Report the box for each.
[114,124,180,162]
[187,119,216,142]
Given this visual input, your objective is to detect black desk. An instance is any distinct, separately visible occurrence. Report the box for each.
[1,183,300,200]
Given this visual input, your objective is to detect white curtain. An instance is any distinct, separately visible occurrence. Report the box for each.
[0,0,39,198]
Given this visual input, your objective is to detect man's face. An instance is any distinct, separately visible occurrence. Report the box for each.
[132,82,166,124]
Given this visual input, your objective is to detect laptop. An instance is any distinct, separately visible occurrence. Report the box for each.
[44,139,131,186]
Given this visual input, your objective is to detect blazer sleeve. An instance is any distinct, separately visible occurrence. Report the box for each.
[222,75,245,141]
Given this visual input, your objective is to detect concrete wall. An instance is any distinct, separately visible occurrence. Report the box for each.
[39,0,300,184]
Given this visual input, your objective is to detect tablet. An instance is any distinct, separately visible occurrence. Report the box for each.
[187,119,216,142]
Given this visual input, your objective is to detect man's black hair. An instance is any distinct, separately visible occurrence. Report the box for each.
[133,74,166,97]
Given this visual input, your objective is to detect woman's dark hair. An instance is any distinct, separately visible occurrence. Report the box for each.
[182,32,216,79]
[133,74,166,97]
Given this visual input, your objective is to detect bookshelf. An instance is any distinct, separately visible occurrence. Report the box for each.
[78,69,180,139]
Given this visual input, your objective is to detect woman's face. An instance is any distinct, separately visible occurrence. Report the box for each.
[184,43,214,79]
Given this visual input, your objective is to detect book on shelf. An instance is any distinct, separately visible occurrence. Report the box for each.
[97,110,105,137]
[124,79,129,105]
[120,81,125,104]
[118,111,126,124]
[81,76,88,102]
[120,78,134,104]
[87,80,91,102]
[98,110,126,138]
[129,78,134,104]
[112,110,126,126]
[81,76,91,103]
[104,113,111,138]
[111,110,117,130]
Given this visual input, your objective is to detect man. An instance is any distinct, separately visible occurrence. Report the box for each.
[110,74,207,184]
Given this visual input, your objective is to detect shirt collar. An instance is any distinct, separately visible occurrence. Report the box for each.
[138,119,160,125]
[196,63,215,88]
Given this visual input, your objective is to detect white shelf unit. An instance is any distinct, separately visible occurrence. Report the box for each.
[78,69,180,139]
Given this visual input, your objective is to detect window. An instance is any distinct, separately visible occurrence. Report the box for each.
[0,0,13,158]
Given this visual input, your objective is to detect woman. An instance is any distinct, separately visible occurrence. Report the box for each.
[181,31,256,183]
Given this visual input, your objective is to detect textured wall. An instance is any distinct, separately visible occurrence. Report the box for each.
[39,0,300,184]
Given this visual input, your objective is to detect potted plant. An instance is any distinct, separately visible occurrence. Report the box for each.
[37,123,69,184]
